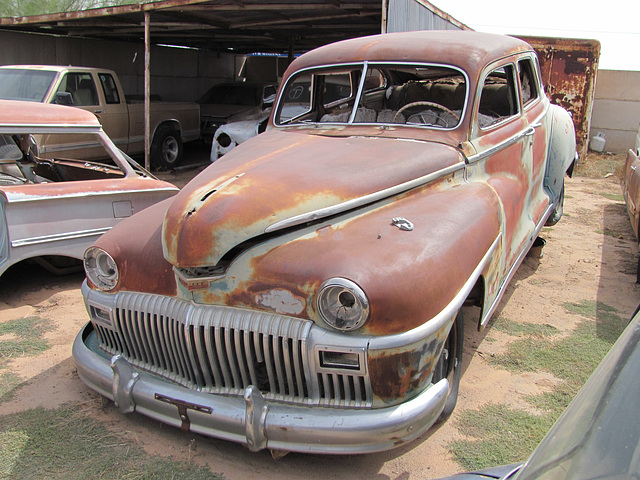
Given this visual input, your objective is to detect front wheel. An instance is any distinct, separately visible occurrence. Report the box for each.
[151,125,183,169]
[433,308,464,423]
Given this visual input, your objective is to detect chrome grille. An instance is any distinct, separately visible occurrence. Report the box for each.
[92,291,372,407]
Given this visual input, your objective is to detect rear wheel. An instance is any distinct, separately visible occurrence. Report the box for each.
[546,182,565,226]
[433,308,464,423]
[151,125,183,169]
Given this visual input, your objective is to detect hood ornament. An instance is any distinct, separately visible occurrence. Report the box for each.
[391,217,414,231]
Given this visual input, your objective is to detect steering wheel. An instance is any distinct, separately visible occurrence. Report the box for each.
[393,101,460,127]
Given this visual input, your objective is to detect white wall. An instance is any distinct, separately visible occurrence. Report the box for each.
[590,70,640,153]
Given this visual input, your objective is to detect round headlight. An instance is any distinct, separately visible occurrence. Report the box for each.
[84,247,119,291]
[317,278,369,331]
[217,132,232,148]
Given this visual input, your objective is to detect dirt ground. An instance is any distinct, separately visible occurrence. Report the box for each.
[1,170,639,479]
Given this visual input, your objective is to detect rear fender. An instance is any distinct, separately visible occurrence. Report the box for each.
[544,105,576,204]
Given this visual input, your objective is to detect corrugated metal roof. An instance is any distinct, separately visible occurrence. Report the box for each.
[0,0,385,54]
[387,0,469,33]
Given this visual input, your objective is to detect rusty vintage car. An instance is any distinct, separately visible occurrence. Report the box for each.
[73,31,576,455]
[0,100,179,278]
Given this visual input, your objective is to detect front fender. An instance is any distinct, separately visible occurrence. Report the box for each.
[194,179,502,336]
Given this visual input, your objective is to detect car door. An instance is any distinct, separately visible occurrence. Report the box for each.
[518,56,551,227]
[467,61,538,274]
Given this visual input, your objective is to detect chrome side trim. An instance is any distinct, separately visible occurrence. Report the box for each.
[11,227,110,247]
[265,162,464,233]
[467,131,526,164]
[468,105,549,164]
[4,186,178,203]
[0,124,103,134]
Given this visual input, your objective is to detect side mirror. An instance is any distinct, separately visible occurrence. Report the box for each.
[52,92,74,106]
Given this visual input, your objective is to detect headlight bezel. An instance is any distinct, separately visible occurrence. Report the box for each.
[316,278,370,331]
[84,246,119,291]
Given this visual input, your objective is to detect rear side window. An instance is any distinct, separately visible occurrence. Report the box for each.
[478,65,519,128]
[518,59,539,107]
[99,73,120,105]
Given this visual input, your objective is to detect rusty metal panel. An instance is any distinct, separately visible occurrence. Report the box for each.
[517,36,600,160]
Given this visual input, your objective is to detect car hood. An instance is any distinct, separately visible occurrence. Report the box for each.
[162,129,464,267]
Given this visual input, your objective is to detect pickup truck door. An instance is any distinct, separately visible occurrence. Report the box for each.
[51,71,129,153]
[93,72,130,152]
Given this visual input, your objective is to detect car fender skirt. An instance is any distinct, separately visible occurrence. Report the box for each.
[73,323,449,454]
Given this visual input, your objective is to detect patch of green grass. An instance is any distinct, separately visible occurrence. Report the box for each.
[0,406,222,480]
[450,404,553,470]
[492,301,625,385]
[490,316,559,338]
[0,370,22,403]
[601,193,624,202]
[449,301,627,469]
[0,316,54,359]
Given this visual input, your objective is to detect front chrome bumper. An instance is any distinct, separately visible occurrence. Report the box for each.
[73,322,449,454]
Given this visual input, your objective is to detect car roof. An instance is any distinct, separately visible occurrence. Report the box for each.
[0,65,104,73]
[0,100,101,127]
[284,30,533,79]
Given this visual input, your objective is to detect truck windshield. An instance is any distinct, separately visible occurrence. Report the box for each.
[0,69,57,103]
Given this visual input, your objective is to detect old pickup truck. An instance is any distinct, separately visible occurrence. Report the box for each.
[0,65,200,168]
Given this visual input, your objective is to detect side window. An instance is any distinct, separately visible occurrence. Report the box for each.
[55,72,99,106]
[99,73,120,105]
[518,59,539,107]
[278,73,312,122]
[321,72,353,106]
[263,85,277,107]
[363,68,386,91]
[478,64,518,128]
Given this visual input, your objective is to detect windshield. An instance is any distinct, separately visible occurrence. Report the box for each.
[515,319,640,480]
[0,69,57,102]
[274,63,467,129]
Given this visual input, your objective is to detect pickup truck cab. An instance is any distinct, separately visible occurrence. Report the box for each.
[0,65,201,168]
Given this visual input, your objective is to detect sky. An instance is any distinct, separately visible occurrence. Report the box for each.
[431,0,640,71]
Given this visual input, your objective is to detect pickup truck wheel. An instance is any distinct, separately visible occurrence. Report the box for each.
[434,308,464,423]
[152,126,183,169]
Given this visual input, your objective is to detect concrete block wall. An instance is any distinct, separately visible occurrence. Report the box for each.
[590,70,640,154]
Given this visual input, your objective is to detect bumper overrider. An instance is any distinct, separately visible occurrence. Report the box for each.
[72,281,453,455]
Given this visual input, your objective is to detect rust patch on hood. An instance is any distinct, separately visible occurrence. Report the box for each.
[162,130,462,268]
[207,180,501,336]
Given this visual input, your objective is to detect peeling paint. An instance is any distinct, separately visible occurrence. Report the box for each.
[254,289,305,315]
